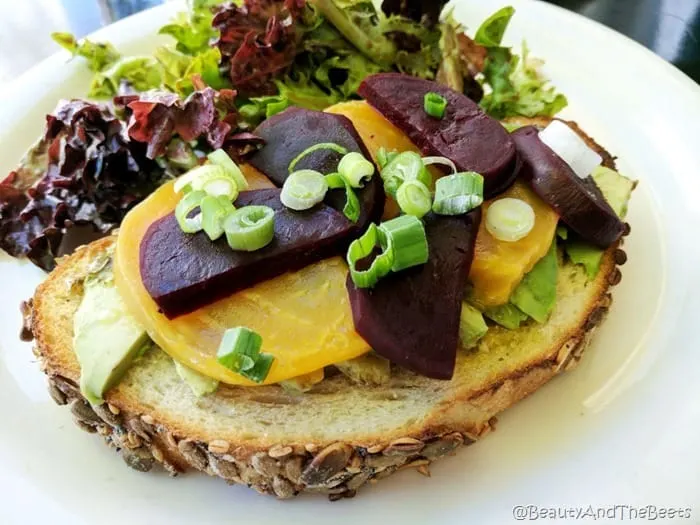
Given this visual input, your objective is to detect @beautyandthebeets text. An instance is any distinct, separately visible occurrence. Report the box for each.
[511,505,692,521]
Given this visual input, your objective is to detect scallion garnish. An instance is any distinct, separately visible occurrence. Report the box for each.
[485,197,535,242]
[173,164,240,200]
[175,190,206,233]
[200,195,235,241]
[422,156,457,174]
[325,173,361,223]
[216,327,274,383]
[424,92,448,118]
[280,169,329,211]
[346,224,394,288]
[337,152,375,188]
[396,180,431,218]
[432,172,484,216]
[207,149,249,190]
[347,216,430,288]
[224,205,275,251]
[377,147,399,169]
[379,215,429,272]
[380,151,432,197]
[288,142,349,173]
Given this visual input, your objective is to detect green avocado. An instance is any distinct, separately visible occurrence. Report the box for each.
[174,361,219,397]
[459,302,489,348]
[564,166,636,278]
[510,241,558,323]
[591,166,636,217]
[73,278,149,405]
[483,303,529,330]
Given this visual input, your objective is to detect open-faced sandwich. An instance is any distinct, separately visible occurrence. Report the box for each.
[3,2,635,501]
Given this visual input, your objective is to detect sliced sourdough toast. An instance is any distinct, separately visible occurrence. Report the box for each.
[27,119,628,499]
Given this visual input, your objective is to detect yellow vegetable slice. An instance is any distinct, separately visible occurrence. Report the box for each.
[469,181,559,307]
[325,100,441,220]
[114,176,370,386]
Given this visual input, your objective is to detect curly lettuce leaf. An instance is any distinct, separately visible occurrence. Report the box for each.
[158,0,224,55]
[52,32,121,71]
[212,0,309,95]
[0,100,164,271]
[312,0,443,78]
[468,6,568,119]
[88,57,163,98]
[154,46,227,94]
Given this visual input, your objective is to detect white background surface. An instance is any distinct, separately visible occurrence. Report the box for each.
[1,1,700,524]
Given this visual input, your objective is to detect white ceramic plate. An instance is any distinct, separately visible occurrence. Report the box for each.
[1,1,699,524]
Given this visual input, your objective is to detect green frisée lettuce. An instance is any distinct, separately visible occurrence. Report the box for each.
[52,32,120,71]
[89,56,163,98]
[158,0,223,55]
[469,6,568,119]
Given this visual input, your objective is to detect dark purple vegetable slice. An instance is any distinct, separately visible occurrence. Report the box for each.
[347,210,481,379]
[357,73,517,198]
[248,107,384,228]
[511,126,625,249]
[140,188,352,319]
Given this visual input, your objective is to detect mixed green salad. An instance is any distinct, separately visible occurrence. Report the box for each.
[0,0,569,272]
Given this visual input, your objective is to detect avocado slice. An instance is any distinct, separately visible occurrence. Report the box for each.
[459,303,488,349]
[510,241,558,323]
[564,166,636,278]
[591,166,636,218]
[73,278,149,405]
[174,361,219,397]
[483,303,529,330]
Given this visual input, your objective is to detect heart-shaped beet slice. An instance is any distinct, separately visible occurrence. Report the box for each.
[358,73,517,198]
[512,126,625,249]
[347,210,481,380]
[248,107,384,230]
[140,189,353,319]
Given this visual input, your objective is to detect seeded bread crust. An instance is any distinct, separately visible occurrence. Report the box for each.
[28,119,629,500]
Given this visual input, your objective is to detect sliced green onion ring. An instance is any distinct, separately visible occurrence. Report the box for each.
[377,147,399,169]
[424,92,448,118]
[216,327,274,383]
[422,156,457,174]
[201,175,239,200]
[224,205,275,251]
[379,215,429,272]
[381,151,432,196]
[200,195,234,241]
[174,164,239,199]
[346,224,394,288]
[396,180,432,218]
[485,197,536,242]
[432,172,484,215]
[175,190,206,233]
[325,173,361,223]
[207,149,249,190]
[337,152,375,188]
[288,142,349,173]
[281,169,329,211]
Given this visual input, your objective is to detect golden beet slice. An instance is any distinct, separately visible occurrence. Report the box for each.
[469,181,559,307]
[114,180,370,386]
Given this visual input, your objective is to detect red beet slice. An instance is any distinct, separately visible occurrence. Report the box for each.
[248,107,384,230]
[357,73,517,198]
[140,188,352,319]
[512,126,625,248]
[347,210,481,379]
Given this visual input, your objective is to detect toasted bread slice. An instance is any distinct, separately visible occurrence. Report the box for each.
[28,119,628,499]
